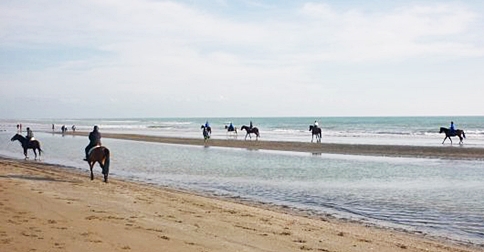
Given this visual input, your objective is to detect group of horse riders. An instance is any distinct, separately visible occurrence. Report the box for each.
[203,120,259,140]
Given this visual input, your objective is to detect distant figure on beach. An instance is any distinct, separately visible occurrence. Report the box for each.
[72,125,76,132]
[228,122,235,132]
[449,121,456,136]
[201,125,211,141]
[52,124,55,131]
[25,127,34,142]
[84,126,102,161]
[17,124,20,133]
[440,124,466,145]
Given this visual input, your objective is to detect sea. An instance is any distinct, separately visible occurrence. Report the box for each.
[0,116,483,246]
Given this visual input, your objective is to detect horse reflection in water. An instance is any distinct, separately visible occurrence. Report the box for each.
[10,134,43,160]
[86,146,111,183]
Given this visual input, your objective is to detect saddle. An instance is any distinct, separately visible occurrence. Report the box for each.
[88,145,102,156]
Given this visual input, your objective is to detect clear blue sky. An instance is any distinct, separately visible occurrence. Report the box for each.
[1,0,483,118]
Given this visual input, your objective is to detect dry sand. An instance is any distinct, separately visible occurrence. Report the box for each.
[1,157,483,252]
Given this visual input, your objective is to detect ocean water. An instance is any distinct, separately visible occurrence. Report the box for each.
[1,117,484,246]
[1,116,484,146]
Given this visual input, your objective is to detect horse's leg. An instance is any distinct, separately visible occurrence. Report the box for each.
[23,148,28,159]
[100,161,107,183]
[311,134,314,143]
[90,162,95,180]
[459,135,463,144]
[442,136,447,144]
[33,149,37,160]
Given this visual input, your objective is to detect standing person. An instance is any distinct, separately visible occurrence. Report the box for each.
[84,126,102,161]
[16,124,20,133]
[72,125,76,132]
[25,127,34,142]
[52,124,55,132]
[449,121,456,135]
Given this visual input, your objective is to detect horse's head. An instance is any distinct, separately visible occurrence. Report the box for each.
[10,134,22,142]
[309,125,313,131]
[439,127,445,133]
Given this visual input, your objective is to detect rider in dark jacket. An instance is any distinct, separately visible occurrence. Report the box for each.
[84,126,102,160]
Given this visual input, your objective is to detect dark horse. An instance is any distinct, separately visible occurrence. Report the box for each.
[10,134,43,160]
[439,127,466,145]
[86,146,111,182]
[309,125,322,143]
[201,125,211,141]
[241,125,259,140]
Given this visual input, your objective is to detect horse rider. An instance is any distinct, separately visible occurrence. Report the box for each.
[205,121,210,128]
[450,121,456,136]
[25,127,34,142]
[84,126,102,161]
[228,122,234,131]
[314,120,319,128]
[249,121,253,130]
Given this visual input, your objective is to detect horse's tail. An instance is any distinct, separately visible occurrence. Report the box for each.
[35,141,43,154]
[103,148,110,175]
[463,131,466,139]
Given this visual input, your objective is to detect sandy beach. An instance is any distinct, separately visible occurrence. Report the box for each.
[66,131,484,160]
[1,157,483,252]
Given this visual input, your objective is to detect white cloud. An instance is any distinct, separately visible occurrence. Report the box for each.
[1,1,483,117]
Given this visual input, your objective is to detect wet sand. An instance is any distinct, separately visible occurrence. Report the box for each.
[66,131,484,160]
[1,157,482,252]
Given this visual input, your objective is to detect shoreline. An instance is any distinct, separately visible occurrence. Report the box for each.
[1,157,482,251]
[60,131,484,160]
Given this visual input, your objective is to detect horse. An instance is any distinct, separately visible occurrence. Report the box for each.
[86,146,110,182]
[224,125,238,137]
[439,127,466,145]
[240,125,260,140]
[201,125,211,141]
[10,134,43,160]
[309,125,322,143]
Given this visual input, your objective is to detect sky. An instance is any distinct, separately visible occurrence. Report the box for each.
[1,0,483,119]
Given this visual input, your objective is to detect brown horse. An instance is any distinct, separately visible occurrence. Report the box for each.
[241,125,259,140]
[10,134,43,160]
[86,146,111,182]
[439,127,466,145]
[309,125,322,143]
